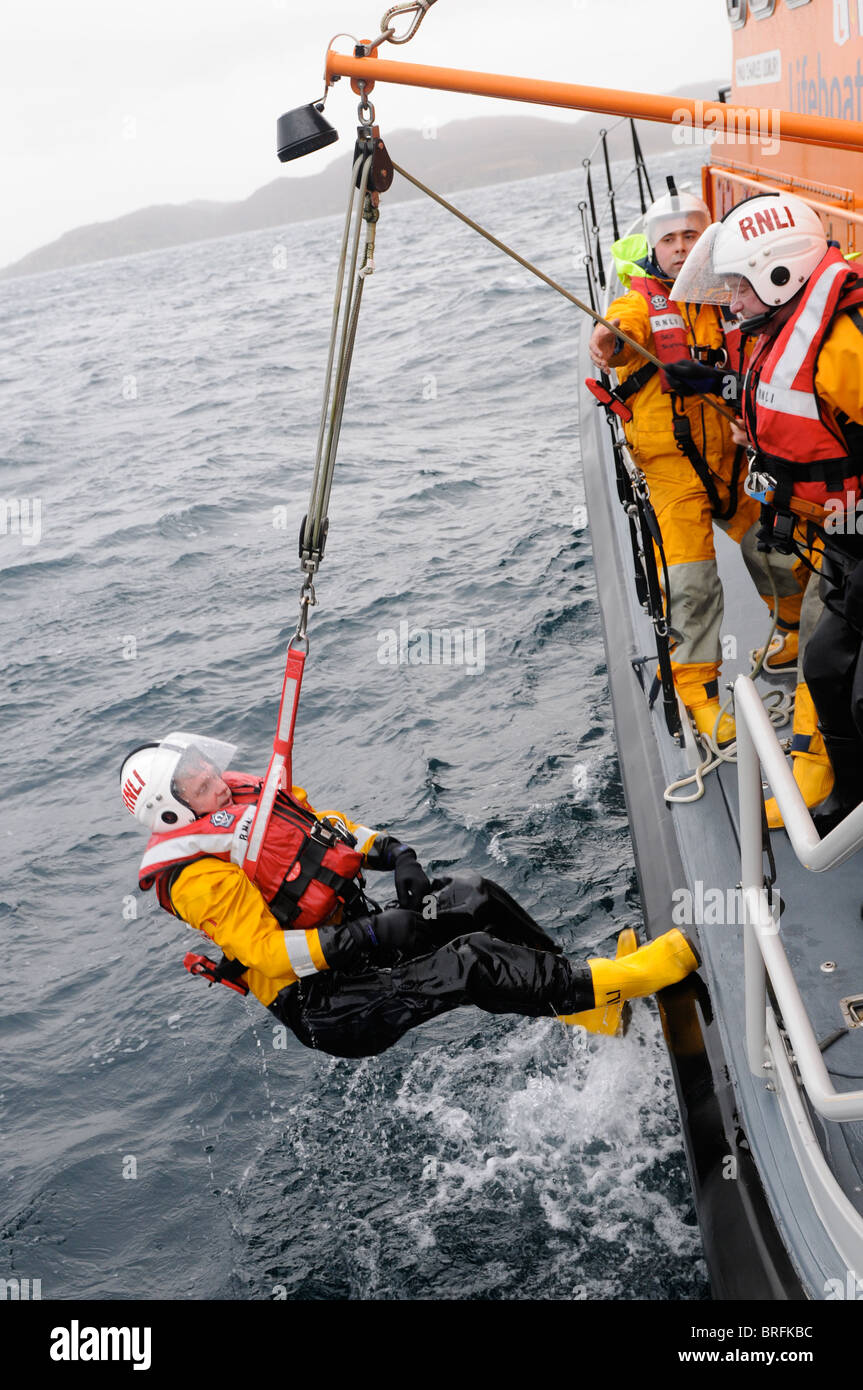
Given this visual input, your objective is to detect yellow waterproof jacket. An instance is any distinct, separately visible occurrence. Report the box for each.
[607,290,738,472]
[813,311,863,427]
[169,785,383,1008]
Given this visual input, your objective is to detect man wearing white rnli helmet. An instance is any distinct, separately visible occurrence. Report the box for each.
[674,191,863,833]
[119,732,700,1057]
[590,180,804,749]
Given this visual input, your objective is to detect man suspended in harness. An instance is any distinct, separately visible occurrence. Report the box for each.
[120,732,699,1059]
[588,181,806,748]
[673,191,863,833]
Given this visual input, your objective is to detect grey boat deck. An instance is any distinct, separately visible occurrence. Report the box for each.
[579,314,863,1298]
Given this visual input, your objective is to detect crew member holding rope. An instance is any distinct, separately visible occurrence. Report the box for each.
[589,183,805,748]
[672,191,863,834]
[119,733,700,1057]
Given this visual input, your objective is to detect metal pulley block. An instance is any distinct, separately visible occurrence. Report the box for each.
[353,125,393,192]
[298,514,329,569]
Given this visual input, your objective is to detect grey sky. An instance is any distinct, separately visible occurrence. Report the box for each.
[2,0,732,269]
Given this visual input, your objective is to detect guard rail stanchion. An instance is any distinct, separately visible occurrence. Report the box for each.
[735,674,863,1120]
[736,699,769,1078]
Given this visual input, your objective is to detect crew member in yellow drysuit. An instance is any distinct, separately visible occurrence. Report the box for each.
[589,184,804,746]
[676,192,863,830]
[120,732,700,1056]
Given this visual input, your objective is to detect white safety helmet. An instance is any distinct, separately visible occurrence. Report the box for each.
[670,193,827,309]
[120,731,237,830]
[644,187,711,252]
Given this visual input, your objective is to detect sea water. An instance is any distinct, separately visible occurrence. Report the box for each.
[0,149,709,1301]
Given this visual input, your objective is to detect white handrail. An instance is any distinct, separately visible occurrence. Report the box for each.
[735,675,863,1122]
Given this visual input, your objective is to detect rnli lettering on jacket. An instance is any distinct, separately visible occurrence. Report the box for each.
[138,771,363,929]
[747,245,863,508]
[628,275,739,392]
[629,274,691,390]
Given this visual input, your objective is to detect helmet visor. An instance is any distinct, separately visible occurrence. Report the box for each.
[669,222,746,305]
[160,731,237,808]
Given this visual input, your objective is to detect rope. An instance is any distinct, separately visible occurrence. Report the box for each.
[303,152,375,566]
[663,741,722,805]
[663,564,794,803]
[580,115,629,171]
[390,160,738,424]
[663,688,792,804]
[249,149,380,869]
[378,158,791,807]
[371,0,437,49]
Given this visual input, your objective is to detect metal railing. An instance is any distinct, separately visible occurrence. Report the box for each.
[735,675,863,1121]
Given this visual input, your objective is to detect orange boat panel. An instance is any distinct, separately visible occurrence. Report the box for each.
[711,0,863,229]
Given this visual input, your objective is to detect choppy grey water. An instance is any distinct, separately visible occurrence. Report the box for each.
[0,151,710,1301]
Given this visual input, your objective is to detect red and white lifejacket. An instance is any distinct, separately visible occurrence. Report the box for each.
[628,274,740,392]
[629,274,691,391]
[745,245,863,510]
[138,771,364,929]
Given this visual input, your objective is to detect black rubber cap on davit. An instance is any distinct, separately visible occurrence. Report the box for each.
[277,104,339,163]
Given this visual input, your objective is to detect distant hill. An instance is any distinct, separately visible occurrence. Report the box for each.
[3,81,725,279]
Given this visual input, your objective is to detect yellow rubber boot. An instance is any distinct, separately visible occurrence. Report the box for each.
[765,682,834,828]
[690,698,736,749]
[586,928,700,1008]
[558,926,637,1033]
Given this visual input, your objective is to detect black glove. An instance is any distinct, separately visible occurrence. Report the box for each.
[664,357,728,398]
[393,847,432,912]
[319,917,378,973]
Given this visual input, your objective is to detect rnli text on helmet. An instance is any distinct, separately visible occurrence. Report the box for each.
[738,205,797,242]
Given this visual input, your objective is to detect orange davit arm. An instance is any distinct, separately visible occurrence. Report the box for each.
[325,49,863,156]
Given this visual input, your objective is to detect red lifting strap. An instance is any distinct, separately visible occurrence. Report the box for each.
[242,640,307,879]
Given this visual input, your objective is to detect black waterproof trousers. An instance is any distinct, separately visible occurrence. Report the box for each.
[804,551,863,739]
[268,873,594,1058]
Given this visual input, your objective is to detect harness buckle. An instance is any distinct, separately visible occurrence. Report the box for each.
[756,502,796,555]
[772,509,797,553]
[671,408,693,447]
